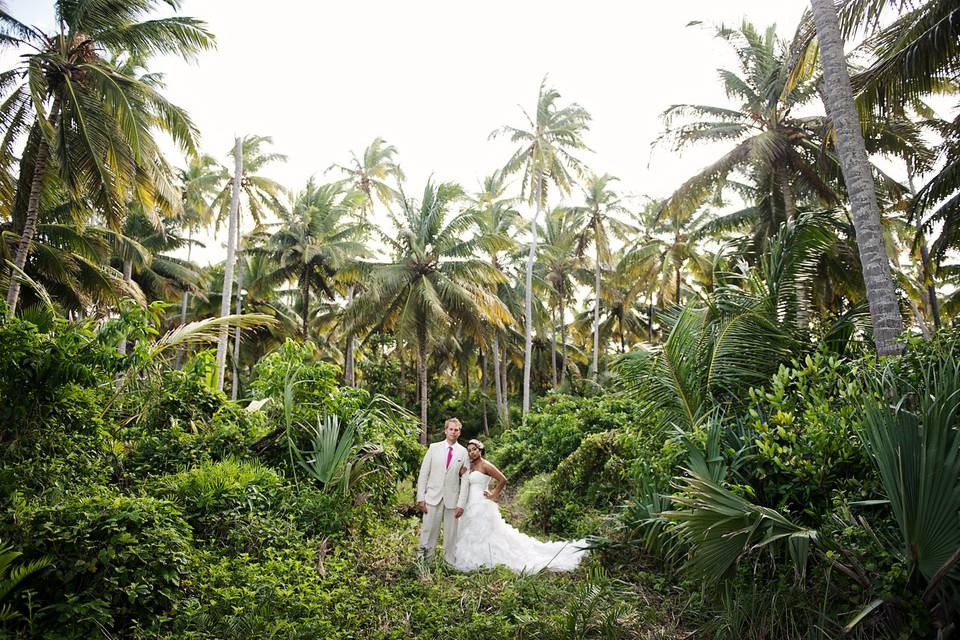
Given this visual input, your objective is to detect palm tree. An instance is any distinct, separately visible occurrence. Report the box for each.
[330,137,403,386]
[537,206,584,387]
[468,170,520,422]
[174,154,223,367]
[492,78,591,415]
[629,198,714,309]
[657,22,844,240]
[809,0,905,355]
[348,180,509,442]
[571,173,631,379]
[212,135,286,390]
[0,2,213,313]
[257,180,367,343]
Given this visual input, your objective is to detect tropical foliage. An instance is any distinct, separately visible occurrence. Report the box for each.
[2,0,960,637]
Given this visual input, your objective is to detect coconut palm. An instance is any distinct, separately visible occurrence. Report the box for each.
[537,205,584,387]
[330,137,404,385]
[0,2,213,313]
[468,171,520,420]
[348,180,510,442]
[492,77,591,415]
[809,0,904,355]
[657,21,840,229]
[257,180,367,343]
[212,135,286,389]
[570,173,632,379]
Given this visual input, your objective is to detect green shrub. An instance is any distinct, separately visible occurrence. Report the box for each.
[520,430,644,536]
[492,393,643,480]
[12,488,193,637]
[121,365,268,477]
[745,351,878,523]
[0,317,121,438]
[151,459,284,543]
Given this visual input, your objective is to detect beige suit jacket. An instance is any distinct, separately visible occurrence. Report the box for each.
[416,441,468,508]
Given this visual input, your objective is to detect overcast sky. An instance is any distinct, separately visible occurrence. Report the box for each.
[11,0,817,264]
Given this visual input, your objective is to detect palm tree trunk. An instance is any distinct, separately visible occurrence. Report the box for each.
[492,333,504,424]
[550,305,558,387]
[908,298,932,341]
[675,264,681,305]
[780,165,809,328]
[810,0,904,356]
[559,300,568,386]
[500,343,509,425]
[300,267,310,342]
[481,349,490,436]
[648,300,654,341]
[907,171,941,331]
[117,258,133,355]
[417,320,429,445]
[522,173,542,415]
[175,228,194,369]
[6,99,61,313]
[216,137,243,391]
[344,285,356,386]
[231,258,245,401]
[592,238,602,380]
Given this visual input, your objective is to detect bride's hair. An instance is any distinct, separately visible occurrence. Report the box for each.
[467,439,485,456]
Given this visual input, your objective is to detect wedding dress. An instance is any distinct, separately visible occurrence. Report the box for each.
[453,471,588,573]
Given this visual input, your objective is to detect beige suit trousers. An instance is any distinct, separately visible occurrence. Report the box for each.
[418,502,459,564]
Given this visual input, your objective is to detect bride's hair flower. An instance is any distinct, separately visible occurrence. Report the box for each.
[467,439,485,454]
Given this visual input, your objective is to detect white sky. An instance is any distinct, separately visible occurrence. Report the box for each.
[11,0,820,265]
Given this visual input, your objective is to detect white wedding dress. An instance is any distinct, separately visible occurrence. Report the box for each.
[453,471,588,573]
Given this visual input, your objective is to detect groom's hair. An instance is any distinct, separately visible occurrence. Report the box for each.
[444,417,462,430]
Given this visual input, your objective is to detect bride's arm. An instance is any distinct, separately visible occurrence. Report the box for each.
[456,470,470,510]
[483,463,507,501]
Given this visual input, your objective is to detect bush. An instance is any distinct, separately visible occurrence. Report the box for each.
[121,360,269,477]
[11,488,193,637]
[744,351,878,523]
[491,393,643,480]
[151,459,285,544]
[519,430,646,537]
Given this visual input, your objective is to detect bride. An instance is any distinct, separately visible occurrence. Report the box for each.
[453,439,588,573]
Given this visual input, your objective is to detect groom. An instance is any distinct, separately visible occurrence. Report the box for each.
[416,417,468,564]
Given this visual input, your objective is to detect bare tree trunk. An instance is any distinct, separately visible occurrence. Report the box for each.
[417,321,428,445]
[550,305,558,387]
[216,137,243,391]
[481,349,490,436]
[780,165,809,328]
[908,298,932,341]
[231,257,245,401]
[810,0,904,356]
[648,301,654,342]
[118,258,133,355]
[907,171,941,331]
[344,285,356,386]
[175,229,194,369]
[300,267,310,342]
[592,236,602,380]
[522,174,542,415]
[559,297,568,386]
[492,333,504,424]
[6,99,61,313]
[500,343,509,425]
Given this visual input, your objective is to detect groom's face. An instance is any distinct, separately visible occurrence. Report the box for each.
[444,421,461,443]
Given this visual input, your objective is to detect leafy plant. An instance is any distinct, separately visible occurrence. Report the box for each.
[0,539,50,621]
[854,352,960,630]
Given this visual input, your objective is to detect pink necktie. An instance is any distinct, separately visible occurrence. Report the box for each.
[446,446,453,469]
